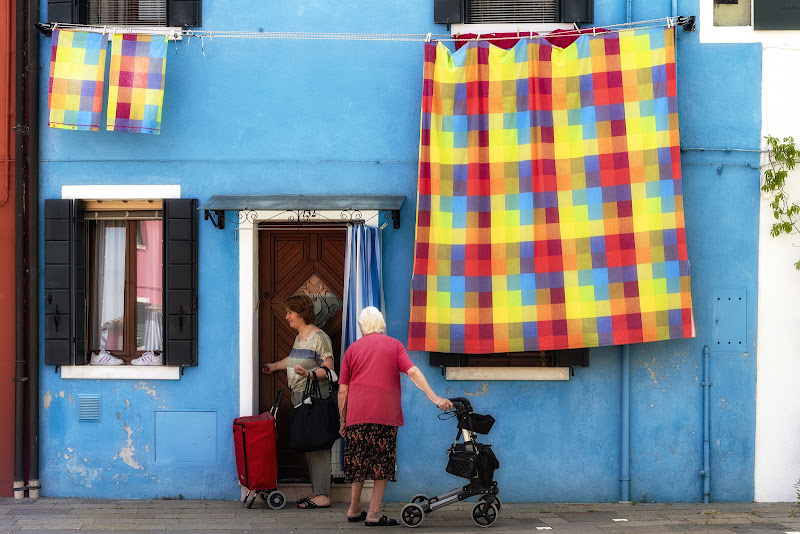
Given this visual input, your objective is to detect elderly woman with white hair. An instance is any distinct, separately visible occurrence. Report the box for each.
[337,306,452,526]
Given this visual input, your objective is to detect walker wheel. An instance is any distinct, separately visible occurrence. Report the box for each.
[401,503,425,528]
[478,494,502,511]
[471,502,498,527]
[410,494,429,504]
[266,490,286,509]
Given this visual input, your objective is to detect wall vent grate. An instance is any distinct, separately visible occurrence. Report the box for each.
[77,394,101,422]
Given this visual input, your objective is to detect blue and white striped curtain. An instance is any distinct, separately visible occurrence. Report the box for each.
[334,223,384,477]
[340,224,385,355]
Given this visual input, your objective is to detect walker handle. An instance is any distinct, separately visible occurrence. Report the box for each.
[448,397,473,414]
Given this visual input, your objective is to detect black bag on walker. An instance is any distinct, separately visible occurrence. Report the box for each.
[289,368,340,452]
[446,443,499,487]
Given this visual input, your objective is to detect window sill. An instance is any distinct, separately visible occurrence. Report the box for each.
[445,367,569,381]
[60,365,181,380]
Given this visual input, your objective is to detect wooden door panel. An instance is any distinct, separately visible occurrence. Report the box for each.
[258,226,346,482]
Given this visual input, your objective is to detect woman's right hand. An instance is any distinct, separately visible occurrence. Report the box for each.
[432,395,453,411]
[261,363,273,375]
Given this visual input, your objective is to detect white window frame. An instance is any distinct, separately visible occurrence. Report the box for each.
[701,0,800,44]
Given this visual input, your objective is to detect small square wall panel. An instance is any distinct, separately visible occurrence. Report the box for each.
[155,411,217,462]
[711,289,746,351]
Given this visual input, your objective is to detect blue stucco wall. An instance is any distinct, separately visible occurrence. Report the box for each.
[38,0,762,502]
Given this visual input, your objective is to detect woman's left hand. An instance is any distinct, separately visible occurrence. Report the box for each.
[339,421,346,437]
[294,365,310,377]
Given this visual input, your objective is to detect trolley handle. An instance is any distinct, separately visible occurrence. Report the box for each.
[270,389,284,416]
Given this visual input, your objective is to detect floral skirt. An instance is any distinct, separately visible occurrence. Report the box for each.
[343,423,397,482]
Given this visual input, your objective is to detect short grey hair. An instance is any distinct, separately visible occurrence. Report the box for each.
[357,306,386,336]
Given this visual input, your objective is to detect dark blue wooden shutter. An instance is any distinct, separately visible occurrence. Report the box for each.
[48,0,88,24]
[561,0,593,24]
[44,199,86,365]
[168,0,202,27]
[163,199,198,367]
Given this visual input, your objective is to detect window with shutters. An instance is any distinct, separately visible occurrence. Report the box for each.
[44,196,198,371]
[47,0,201,27]
[89,0,167,25]
[467,0,559,24]
[434,0,592,25]
[86,201,163,362]
[430,349,588,380]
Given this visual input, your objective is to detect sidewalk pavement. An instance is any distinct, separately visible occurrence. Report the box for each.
[3,498,800,533]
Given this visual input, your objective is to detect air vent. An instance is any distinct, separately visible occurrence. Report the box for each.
[77,395,101,422]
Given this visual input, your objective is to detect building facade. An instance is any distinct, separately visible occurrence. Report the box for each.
[35,0,790,503]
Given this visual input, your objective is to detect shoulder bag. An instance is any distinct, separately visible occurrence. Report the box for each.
[289,367,341,452]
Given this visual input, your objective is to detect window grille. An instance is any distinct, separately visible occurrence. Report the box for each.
[468,0,559,24]
[89,0,167,26]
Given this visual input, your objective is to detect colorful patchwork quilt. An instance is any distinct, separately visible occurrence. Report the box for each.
[47,30,109,131]
[107,33,168,134]
[408,27,694,353]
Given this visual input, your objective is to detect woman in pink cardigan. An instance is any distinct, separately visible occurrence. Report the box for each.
[337,307,452,526]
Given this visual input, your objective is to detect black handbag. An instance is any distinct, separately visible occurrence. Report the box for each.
[289,367,341,452]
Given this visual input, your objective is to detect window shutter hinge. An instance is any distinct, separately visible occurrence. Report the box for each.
[13,376,28,382]
[192,296,198,310]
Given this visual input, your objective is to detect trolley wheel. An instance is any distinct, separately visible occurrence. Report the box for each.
[410,493,429,504]
[471,502,499,528]
[478,494,502,511]
[244,492,257,509]
[266,490,286,510]
[401,503,425,528]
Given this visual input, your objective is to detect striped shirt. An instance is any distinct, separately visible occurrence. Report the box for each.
[286,329,334,392]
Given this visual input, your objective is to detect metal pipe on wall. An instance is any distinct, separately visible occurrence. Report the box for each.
[13,0,26,501]
[12,0,25,500]
[701,345,711,503]
[26,0,40,498]
[620,344,631,502]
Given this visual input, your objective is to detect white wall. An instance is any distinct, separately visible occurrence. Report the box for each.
[755,46,800,502]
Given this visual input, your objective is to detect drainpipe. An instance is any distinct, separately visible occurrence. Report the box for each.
[620,344,631,502]
[13,0,27,501]
[626,0,632,24]
[701,345,711,503]
[26,0,40,499]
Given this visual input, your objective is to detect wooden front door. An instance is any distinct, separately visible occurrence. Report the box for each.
[258,226,346,481]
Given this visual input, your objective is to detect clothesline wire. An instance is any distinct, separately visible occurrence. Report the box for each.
[42,16,690,42]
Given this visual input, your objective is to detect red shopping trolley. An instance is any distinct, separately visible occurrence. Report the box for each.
[233,390,286,509]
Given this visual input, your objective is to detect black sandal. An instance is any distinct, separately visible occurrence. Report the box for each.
[365,515,398,526]
[348,511,368,522]
[297,497,330,509]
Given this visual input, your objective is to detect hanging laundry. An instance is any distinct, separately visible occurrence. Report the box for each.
[47,30,109,131]
[106,33,168,134]
[409,27,694,353]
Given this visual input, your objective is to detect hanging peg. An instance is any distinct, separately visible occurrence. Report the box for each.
[425,32,431,42]
[517,26,520,37]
